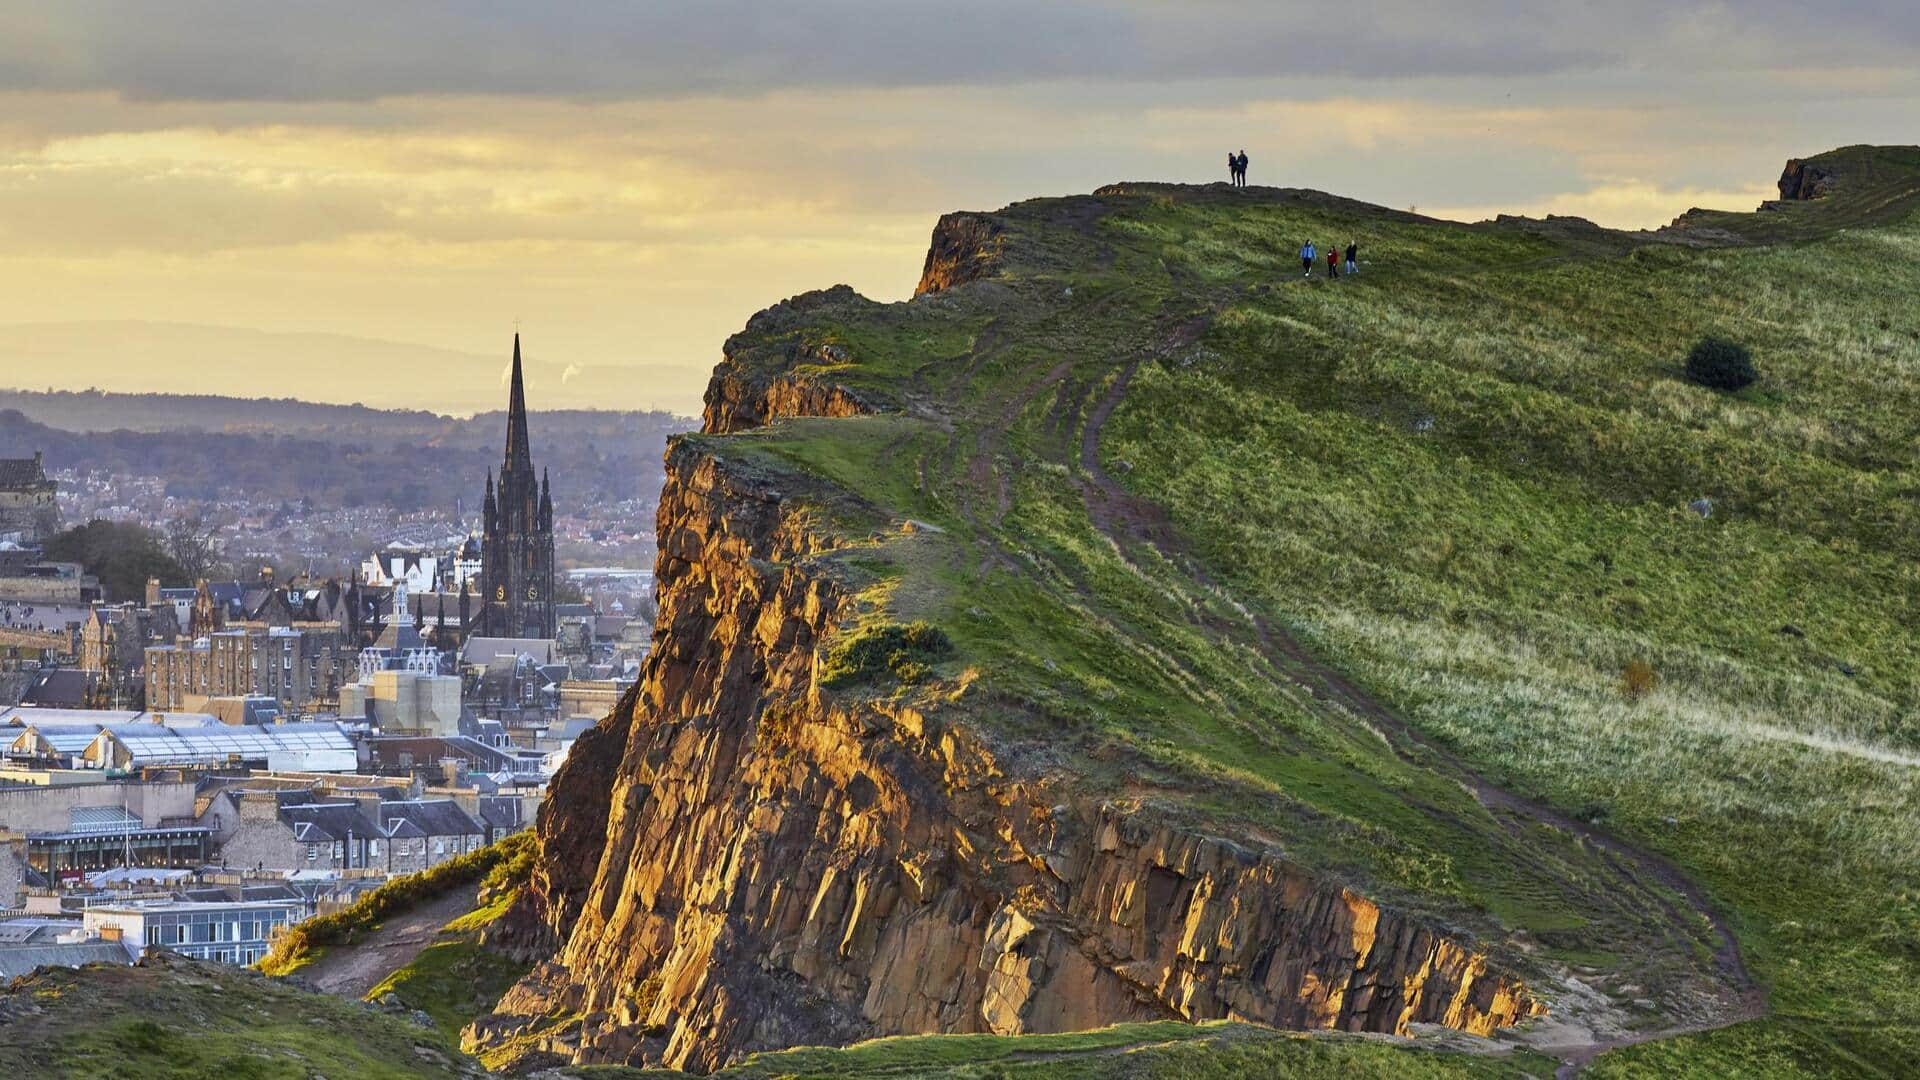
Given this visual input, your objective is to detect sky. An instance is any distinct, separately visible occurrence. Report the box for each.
[1,2,1916,417]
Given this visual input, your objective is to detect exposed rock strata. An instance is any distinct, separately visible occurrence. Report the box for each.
[701,285,876,435]
[915,212,1004,296]
[469,280,1541,1073]
[1777,158,1837,201]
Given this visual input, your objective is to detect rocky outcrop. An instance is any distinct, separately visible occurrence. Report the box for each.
[915,212,1003,296]
[1777,158,1837,201]
[701,285,877,434]
[701,354,871,435]
[469,258,1542,1074]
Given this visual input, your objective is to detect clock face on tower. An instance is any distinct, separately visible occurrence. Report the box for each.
[495,585,505,601]
[526,585,539,600]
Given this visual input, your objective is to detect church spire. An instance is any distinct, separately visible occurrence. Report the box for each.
[503,333,533,476]
[539,467,552,529]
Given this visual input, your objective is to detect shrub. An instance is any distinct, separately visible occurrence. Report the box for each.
[1683,336,1757,391]
[257,830,538,975]
[819,620,954,689]
[1620,659,1659,702]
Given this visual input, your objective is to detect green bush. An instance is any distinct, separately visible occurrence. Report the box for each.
[257,830,538,975]
[819,620,954,688]
[1683,336,1757,391]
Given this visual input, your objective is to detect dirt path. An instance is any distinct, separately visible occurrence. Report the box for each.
[1070,349,1763,1076]
[299,886,477,1000]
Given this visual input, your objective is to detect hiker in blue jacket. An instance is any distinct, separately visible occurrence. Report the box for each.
[1300,240,1316,277]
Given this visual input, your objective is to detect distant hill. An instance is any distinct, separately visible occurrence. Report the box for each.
[0,387,452,435]
[0,391,690,511]
[0,321,712,416]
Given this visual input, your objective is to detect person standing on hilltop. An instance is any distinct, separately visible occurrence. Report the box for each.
[1345,239,1359,275]
[1237,150,1249,187]
[1227,151,1238,186]
[1300,240,1316,277]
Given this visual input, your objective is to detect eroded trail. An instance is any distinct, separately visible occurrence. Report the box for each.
[298,886,477,1000]
[1060,350,1763,1075]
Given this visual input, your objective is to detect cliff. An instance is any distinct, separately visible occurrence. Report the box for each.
[469,268,1544,1075]
[463,165,1845,1071]
[470,406,1536,1073]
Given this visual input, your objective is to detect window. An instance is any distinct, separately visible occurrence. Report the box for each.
[432,839,444,855]
[306,844,317,862]
[369,840,380,856]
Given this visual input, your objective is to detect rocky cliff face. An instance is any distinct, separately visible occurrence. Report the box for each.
[469,269,1542,1073]
[915,212,1003,296]
[701,285,876,435]
[1777,158,1837,201]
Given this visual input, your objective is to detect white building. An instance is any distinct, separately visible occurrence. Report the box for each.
[360,547,444,594]
[80,722,358,774]
[82,898,302,966]
[339,670,463,736]
[362,537,481,593]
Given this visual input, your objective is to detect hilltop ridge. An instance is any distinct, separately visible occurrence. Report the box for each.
[468,145,1920,1076]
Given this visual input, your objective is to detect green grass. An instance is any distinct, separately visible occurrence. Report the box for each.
[1096,187,1920,1028]
[0,955,475,1079]
[819,619,955,688]
[1584,1018,1920,1079]
[572,1021,1558,1079]
[683,144,1920,1072]
[363,888,532,1044]
[259,830,537,976]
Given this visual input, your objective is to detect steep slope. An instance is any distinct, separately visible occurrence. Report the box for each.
[477,147,1920,1075]
[0,951,484,1079]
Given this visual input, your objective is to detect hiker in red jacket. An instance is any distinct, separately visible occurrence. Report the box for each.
[1327,245,1340,278]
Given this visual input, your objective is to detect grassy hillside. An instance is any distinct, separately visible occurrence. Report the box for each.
[259,830,534,978]
[571,1021,1559,1079]
[0,952,483,1079]
[687,144,1920,1073]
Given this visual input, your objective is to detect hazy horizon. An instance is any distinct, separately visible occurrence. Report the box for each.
[4,2,1919,415]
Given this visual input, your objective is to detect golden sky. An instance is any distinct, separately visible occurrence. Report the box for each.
[2,3,1916,416]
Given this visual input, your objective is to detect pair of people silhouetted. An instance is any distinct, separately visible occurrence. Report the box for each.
[1300,239,1361,278]
[1227,150,1249,187]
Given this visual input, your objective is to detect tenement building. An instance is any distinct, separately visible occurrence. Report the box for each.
[0,452,58,544]
[478,335,557,639]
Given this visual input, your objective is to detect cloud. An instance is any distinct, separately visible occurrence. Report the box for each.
[0,2,1915,103]
[1427,179,1780,231]
[0,4,1913,414]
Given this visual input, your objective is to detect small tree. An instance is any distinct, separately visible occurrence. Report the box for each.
[1684,337,1757,391]
[1620,659,1658,702]
[165,515,222,582]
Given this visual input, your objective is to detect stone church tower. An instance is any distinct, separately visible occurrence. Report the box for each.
[478,334,557,639]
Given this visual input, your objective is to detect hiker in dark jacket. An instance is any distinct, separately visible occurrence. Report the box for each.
[1344,240,1359,275]
[1300,240,1315,277]
[1236,151,1248,187]
[1227,151,1238,185]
